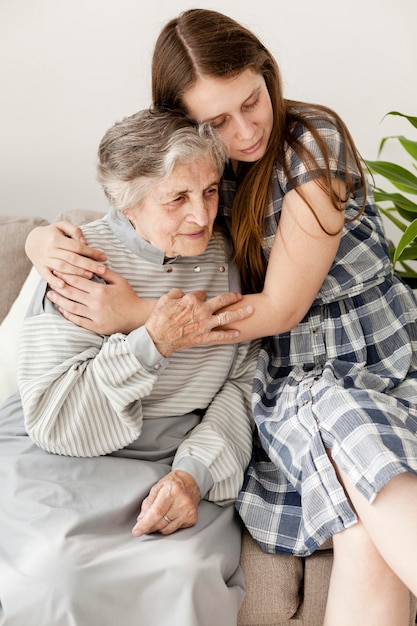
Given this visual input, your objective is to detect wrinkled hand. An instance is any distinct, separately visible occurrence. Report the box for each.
[132,470,201,537]
[25,221,108,287]
[146,288,254,356]
[46,268,152,334]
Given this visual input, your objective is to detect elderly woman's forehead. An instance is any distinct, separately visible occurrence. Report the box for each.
[148,158,218,194]
[168,156,220,177]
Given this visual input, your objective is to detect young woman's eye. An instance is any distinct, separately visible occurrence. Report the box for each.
[243,96,259,111]
[210,117,228,130]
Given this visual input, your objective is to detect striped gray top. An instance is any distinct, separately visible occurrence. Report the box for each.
[18,211,259,504]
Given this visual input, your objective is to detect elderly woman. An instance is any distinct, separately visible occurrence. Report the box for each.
[0,109,258,626]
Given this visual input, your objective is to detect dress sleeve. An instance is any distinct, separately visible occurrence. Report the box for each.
[277,116,361,193]
[172,339,259,505]
[18,285,164,457]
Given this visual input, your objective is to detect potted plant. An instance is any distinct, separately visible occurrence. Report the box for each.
[366,111,417,287]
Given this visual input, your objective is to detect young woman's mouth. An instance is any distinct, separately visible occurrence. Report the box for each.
[241,136,263,155]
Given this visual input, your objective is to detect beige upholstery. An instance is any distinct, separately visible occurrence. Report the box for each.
[0,215,48,322]
[238,529,304,624]
[1,211,416,626]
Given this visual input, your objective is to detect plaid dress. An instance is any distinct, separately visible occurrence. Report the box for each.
[220,114,417,556]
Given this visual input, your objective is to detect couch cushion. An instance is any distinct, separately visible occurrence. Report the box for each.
[53,208,105,224]
[0,215,48,323]
[238,530,303,624]
[0,267,42,405]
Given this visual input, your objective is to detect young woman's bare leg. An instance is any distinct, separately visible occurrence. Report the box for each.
[324,520,409,626]
[338,470,417,596]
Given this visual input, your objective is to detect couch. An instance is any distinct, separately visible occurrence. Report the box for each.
[0,211,416,626]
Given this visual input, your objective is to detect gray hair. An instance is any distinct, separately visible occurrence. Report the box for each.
[97,108,227,211]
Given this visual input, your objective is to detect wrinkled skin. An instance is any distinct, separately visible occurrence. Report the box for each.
[132,470,201,537]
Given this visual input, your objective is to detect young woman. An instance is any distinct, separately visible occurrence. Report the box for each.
[25,9,417,625]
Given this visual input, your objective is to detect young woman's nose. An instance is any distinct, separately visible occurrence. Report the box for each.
[233,114,255,140]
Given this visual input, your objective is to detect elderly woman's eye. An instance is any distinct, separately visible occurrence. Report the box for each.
[205,186,219,197]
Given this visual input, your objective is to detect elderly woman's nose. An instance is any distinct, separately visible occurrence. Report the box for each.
[187,200,210,225]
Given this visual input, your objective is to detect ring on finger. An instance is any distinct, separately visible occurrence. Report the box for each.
[215,314,222,327]
[163,514,172,524]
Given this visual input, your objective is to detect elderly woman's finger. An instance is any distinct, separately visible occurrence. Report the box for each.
[205,291,243,311]
[132,471,200,537]
[210,304,254,329]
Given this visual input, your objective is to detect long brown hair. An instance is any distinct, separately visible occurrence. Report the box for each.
[152,9,366,292]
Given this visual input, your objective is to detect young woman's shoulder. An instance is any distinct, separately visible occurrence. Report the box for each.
[286,101,343,141]
[276,101,359,190]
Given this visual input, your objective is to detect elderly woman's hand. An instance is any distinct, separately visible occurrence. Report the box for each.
[146,288,253,355]
[132,470,201,537]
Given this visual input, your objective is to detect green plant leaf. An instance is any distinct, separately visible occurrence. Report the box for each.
[373,189,417,214]
[384,111,417,130]
[398,259,416,272]
[377,205,408,231]
[377,136,417,161]
[397,243,417,261]
[378,136,390,154]
[395,258,417,287]
[397,207,417,223]
[368,110,417,287]
[393,218,417,265]
[398,137,417,161]
[366,160,417,194]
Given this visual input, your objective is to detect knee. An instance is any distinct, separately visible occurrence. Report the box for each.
[2,541,87,624]
[332,521,387,581]
[165,544,208,580]
[333,520,374,556]
[27,541,87,601]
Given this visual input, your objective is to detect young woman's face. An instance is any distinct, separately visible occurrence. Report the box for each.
[126,157,220,259]
[183,68,274,165]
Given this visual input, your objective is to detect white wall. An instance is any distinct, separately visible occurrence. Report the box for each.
[1,0,416,223]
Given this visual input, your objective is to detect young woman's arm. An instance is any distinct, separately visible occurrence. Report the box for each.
[219,178,345,342]
[26,223,252,336]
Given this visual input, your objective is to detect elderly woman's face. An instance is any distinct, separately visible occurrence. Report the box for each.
[127,157,220,258]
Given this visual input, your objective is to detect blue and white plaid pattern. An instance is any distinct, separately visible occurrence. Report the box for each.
[221,113,417,556]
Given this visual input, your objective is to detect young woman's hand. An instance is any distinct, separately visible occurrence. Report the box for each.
[46,267,152,335]
[25,222,108,288]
